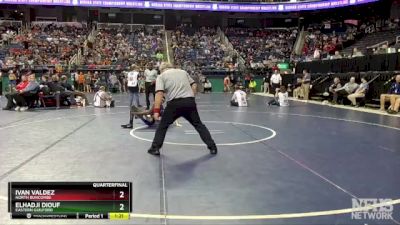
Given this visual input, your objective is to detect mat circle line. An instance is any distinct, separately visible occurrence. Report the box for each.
[130,121,277,146]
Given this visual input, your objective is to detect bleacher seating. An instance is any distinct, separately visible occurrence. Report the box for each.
[341,29,400,56]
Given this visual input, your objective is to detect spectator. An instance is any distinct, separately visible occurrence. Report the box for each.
[292,78,303,99]
[60,75,73,91]
[328,77,342,101]
[78,72,85,92]
[331,51,343,59]
[262,73,270,94]
[347,77,369,106]
[127,65,140,108]
[352,47,364,58]
[84,72,92,93]
[109,73,120,93]
[144,64,158,110]
[203,78,212,93]
[380,74,400,111]
[333,77,359,104]
[8,70,17,89]
[13,74,39,111]
[301,69,311,100]
[2,75,28,110]
[249,79,257,93]
[223,75,231,93]
[387,96,400,114]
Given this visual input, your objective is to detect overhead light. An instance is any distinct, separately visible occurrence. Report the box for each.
[290,0,297,2]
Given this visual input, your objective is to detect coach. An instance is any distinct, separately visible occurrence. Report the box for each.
[147,62,217,156]
[144,63,158,110]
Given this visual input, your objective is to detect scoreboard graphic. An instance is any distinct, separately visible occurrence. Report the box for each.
[8,182,132,220]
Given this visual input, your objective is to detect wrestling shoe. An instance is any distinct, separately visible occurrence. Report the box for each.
[121,124,133,129]
[147,147,160,156]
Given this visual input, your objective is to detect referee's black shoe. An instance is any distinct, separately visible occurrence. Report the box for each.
[147,147,160,156]
[121,124,133,129]
[208,145,218,155]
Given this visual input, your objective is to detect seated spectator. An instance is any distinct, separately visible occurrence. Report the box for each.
[39,75,51,95]
[49,74,88,108]
[2,75,29,110]
[387,96,400,114]
[331,51,343,59]
[94,86,113,108]
[203,78,212,93]
[268,86,289,107]
[332,77,359,104]
[13,74,39,112]
[347,77,369,106]
[351,48,364,58]
[60,75,73,91]
[293,78,303,99]
[380,74,400,111]
[328,77,342,99]
[231,85,247,107]
[374,45,388,55]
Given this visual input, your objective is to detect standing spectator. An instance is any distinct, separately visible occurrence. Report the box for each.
[121,65,141,129]
[301,69,311,100]
[203,78,212,93]
[249,79,257,93]
[262,73,270,94]
[270,69,282,94]
[78,72,85,92]
[244,74,251,92]
[84,71,92,93]
[347,77,369,106]
[127,65,140,108]
[8,70,17,90]
[223,75,231,93]
[144,64,158,110]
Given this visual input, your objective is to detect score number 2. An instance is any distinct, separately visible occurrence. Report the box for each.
[119,191,125,211]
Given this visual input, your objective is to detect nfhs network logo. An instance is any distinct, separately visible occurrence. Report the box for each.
[351,198,393,220]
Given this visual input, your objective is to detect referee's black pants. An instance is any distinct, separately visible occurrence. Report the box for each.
[145,82,155,109]
[151,97,216,150]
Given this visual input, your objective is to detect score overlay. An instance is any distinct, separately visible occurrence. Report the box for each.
[8,182,132,219]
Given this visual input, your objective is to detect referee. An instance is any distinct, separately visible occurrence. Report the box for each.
[147,62,217,156]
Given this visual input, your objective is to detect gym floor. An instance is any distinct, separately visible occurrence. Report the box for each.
[0,93,399,225]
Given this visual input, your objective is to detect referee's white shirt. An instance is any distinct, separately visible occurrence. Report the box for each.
[270,73,282,84]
